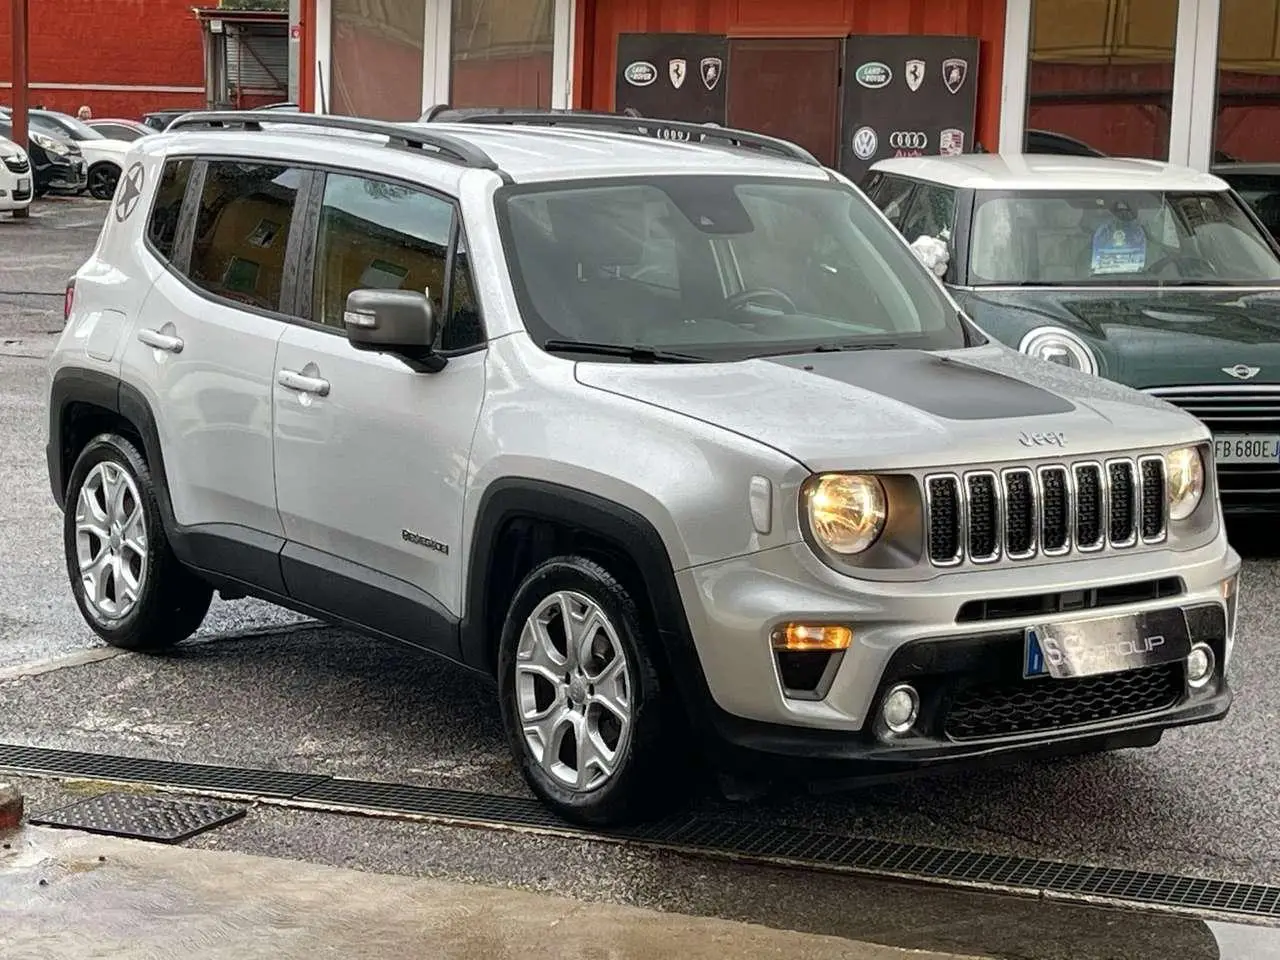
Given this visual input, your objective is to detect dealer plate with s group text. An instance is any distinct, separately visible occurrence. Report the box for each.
[1214,434,1280,465]
[1025,608,1192,680]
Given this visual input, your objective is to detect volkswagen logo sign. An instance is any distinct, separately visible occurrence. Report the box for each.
[851,126,878,160]
[888,131,928,150]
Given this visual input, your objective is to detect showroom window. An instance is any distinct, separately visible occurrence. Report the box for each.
[1027,0,1180,159]
[450,0,555,108]
[1214,0,1280,163]
[331,0,427,120]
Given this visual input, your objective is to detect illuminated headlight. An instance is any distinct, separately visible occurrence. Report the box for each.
[804,474,887,555]
[1017,326,1098,375]
[1165,446,1205,521]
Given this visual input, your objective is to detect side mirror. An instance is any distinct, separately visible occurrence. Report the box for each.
[343,288,445,372]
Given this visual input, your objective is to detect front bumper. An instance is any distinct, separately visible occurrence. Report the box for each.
[44,157,87,192]
[675,534,1238,775]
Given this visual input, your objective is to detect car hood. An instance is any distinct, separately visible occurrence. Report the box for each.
[574,343,1204,473]
[77,139,130,161]
[958,287,1280,388]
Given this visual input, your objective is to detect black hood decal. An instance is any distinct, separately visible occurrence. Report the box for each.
[765,350,1075,420]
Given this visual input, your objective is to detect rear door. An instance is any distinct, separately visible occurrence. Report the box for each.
[271,170,487,656]
[122,157,306,557]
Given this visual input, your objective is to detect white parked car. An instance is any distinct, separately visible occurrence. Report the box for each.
[0,135,33,216]
[25,110,131,199]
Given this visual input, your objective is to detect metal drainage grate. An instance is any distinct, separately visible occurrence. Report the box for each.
[2,742,1279,920]
[0,744,327,798]
[30,792,246,843]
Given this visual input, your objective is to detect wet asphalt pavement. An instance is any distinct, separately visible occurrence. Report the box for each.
[3,199,1280,958]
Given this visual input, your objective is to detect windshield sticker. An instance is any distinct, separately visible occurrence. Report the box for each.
[1090,221,1147,275]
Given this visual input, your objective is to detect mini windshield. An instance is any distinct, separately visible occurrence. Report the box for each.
[967,189,1280,286]
[495,176,968,361]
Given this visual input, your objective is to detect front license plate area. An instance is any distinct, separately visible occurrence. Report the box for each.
[1214,434,1280,465]
[1024,608,1191,679]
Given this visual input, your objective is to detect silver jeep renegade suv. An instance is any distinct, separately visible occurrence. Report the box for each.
[46,110,1241,826]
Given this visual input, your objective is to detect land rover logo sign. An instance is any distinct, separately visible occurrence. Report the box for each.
[838,35,979,178]
[852,126,878,160]
[616,34,728,126]
[855,61,892,89]
[624,61,657,86]
[943,57,969,94]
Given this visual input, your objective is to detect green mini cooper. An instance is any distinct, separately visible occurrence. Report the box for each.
[864,154,1280,516]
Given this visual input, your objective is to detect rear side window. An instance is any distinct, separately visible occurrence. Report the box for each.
[189,160,304,313]
[146,158,193,263]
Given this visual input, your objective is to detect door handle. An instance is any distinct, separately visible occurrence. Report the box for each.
[277,369,331,397]
[137,328,184,353]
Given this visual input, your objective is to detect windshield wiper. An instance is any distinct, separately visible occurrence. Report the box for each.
[809,341,901,352]
[541,339,708,363]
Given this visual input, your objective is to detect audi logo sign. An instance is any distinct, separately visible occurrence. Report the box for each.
[888,131,928,149]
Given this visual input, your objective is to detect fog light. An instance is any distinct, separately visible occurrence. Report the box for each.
[771,623,853,652]
[1187,643,1215,689]
[881,683,919,734]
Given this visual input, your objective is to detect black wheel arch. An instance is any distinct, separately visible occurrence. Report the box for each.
[49,367,177,531]
[460,478,716,724]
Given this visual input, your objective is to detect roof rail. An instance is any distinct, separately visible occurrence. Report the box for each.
[441,111,821,166]
[164,110,503,174]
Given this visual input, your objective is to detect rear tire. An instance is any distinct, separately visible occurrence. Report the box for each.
[497,556,685,826]
[87,162,120,201]
[63,433,212,651]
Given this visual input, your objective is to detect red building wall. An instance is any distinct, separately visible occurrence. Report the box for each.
[0,0,209,120]
[576,0,1008,153]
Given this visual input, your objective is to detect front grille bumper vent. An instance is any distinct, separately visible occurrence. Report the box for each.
[926,456,1167,567]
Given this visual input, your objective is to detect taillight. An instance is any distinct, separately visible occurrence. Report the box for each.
[64,280,75,322]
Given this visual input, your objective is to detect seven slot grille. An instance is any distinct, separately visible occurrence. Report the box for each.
[926,456,1167,566]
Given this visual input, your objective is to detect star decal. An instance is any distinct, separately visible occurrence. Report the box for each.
[114,162,146,222]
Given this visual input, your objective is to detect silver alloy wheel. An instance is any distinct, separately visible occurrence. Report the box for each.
[515,589,633,791]
[74,461,147,622]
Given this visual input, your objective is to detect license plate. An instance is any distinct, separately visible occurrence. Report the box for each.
[1214,434,1280,464]
[17,178,28,192]
[1024,608,1191,679]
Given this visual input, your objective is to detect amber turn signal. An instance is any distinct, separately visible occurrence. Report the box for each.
[771,623,853,652]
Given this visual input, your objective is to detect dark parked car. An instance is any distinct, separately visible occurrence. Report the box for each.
[0,118,86,197]
[865,153,1280,516]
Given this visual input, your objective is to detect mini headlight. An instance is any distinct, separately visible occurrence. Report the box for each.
[1165,446,1205,521]
[1018,326,1098,375]
[805,474,887,555]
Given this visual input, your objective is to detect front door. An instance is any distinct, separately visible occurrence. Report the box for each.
[271,171,487,658]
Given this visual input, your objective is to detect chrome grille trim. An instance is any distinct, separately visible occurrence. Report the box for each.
[1074,462,1106,553]
[1001,467,1037,560]
[926,453,1169,568]
[1137,455,1168,545]
[964,470,1003,564]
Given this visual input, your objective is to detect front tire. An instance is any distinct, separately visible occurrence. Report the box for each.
[63,433,212,651]
[497,556,684,826]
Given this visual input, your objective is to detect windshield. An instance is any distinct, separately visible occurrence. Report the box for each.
[494,176,967,361]
[31,113,103,140]
[967,189,1280,287]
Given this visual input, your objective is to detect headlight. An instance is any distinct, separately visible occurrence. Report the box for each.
[1165,446,1205,521]
[1018,326,1098,375]
[33,132,68,156]
[804,474,887,555]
